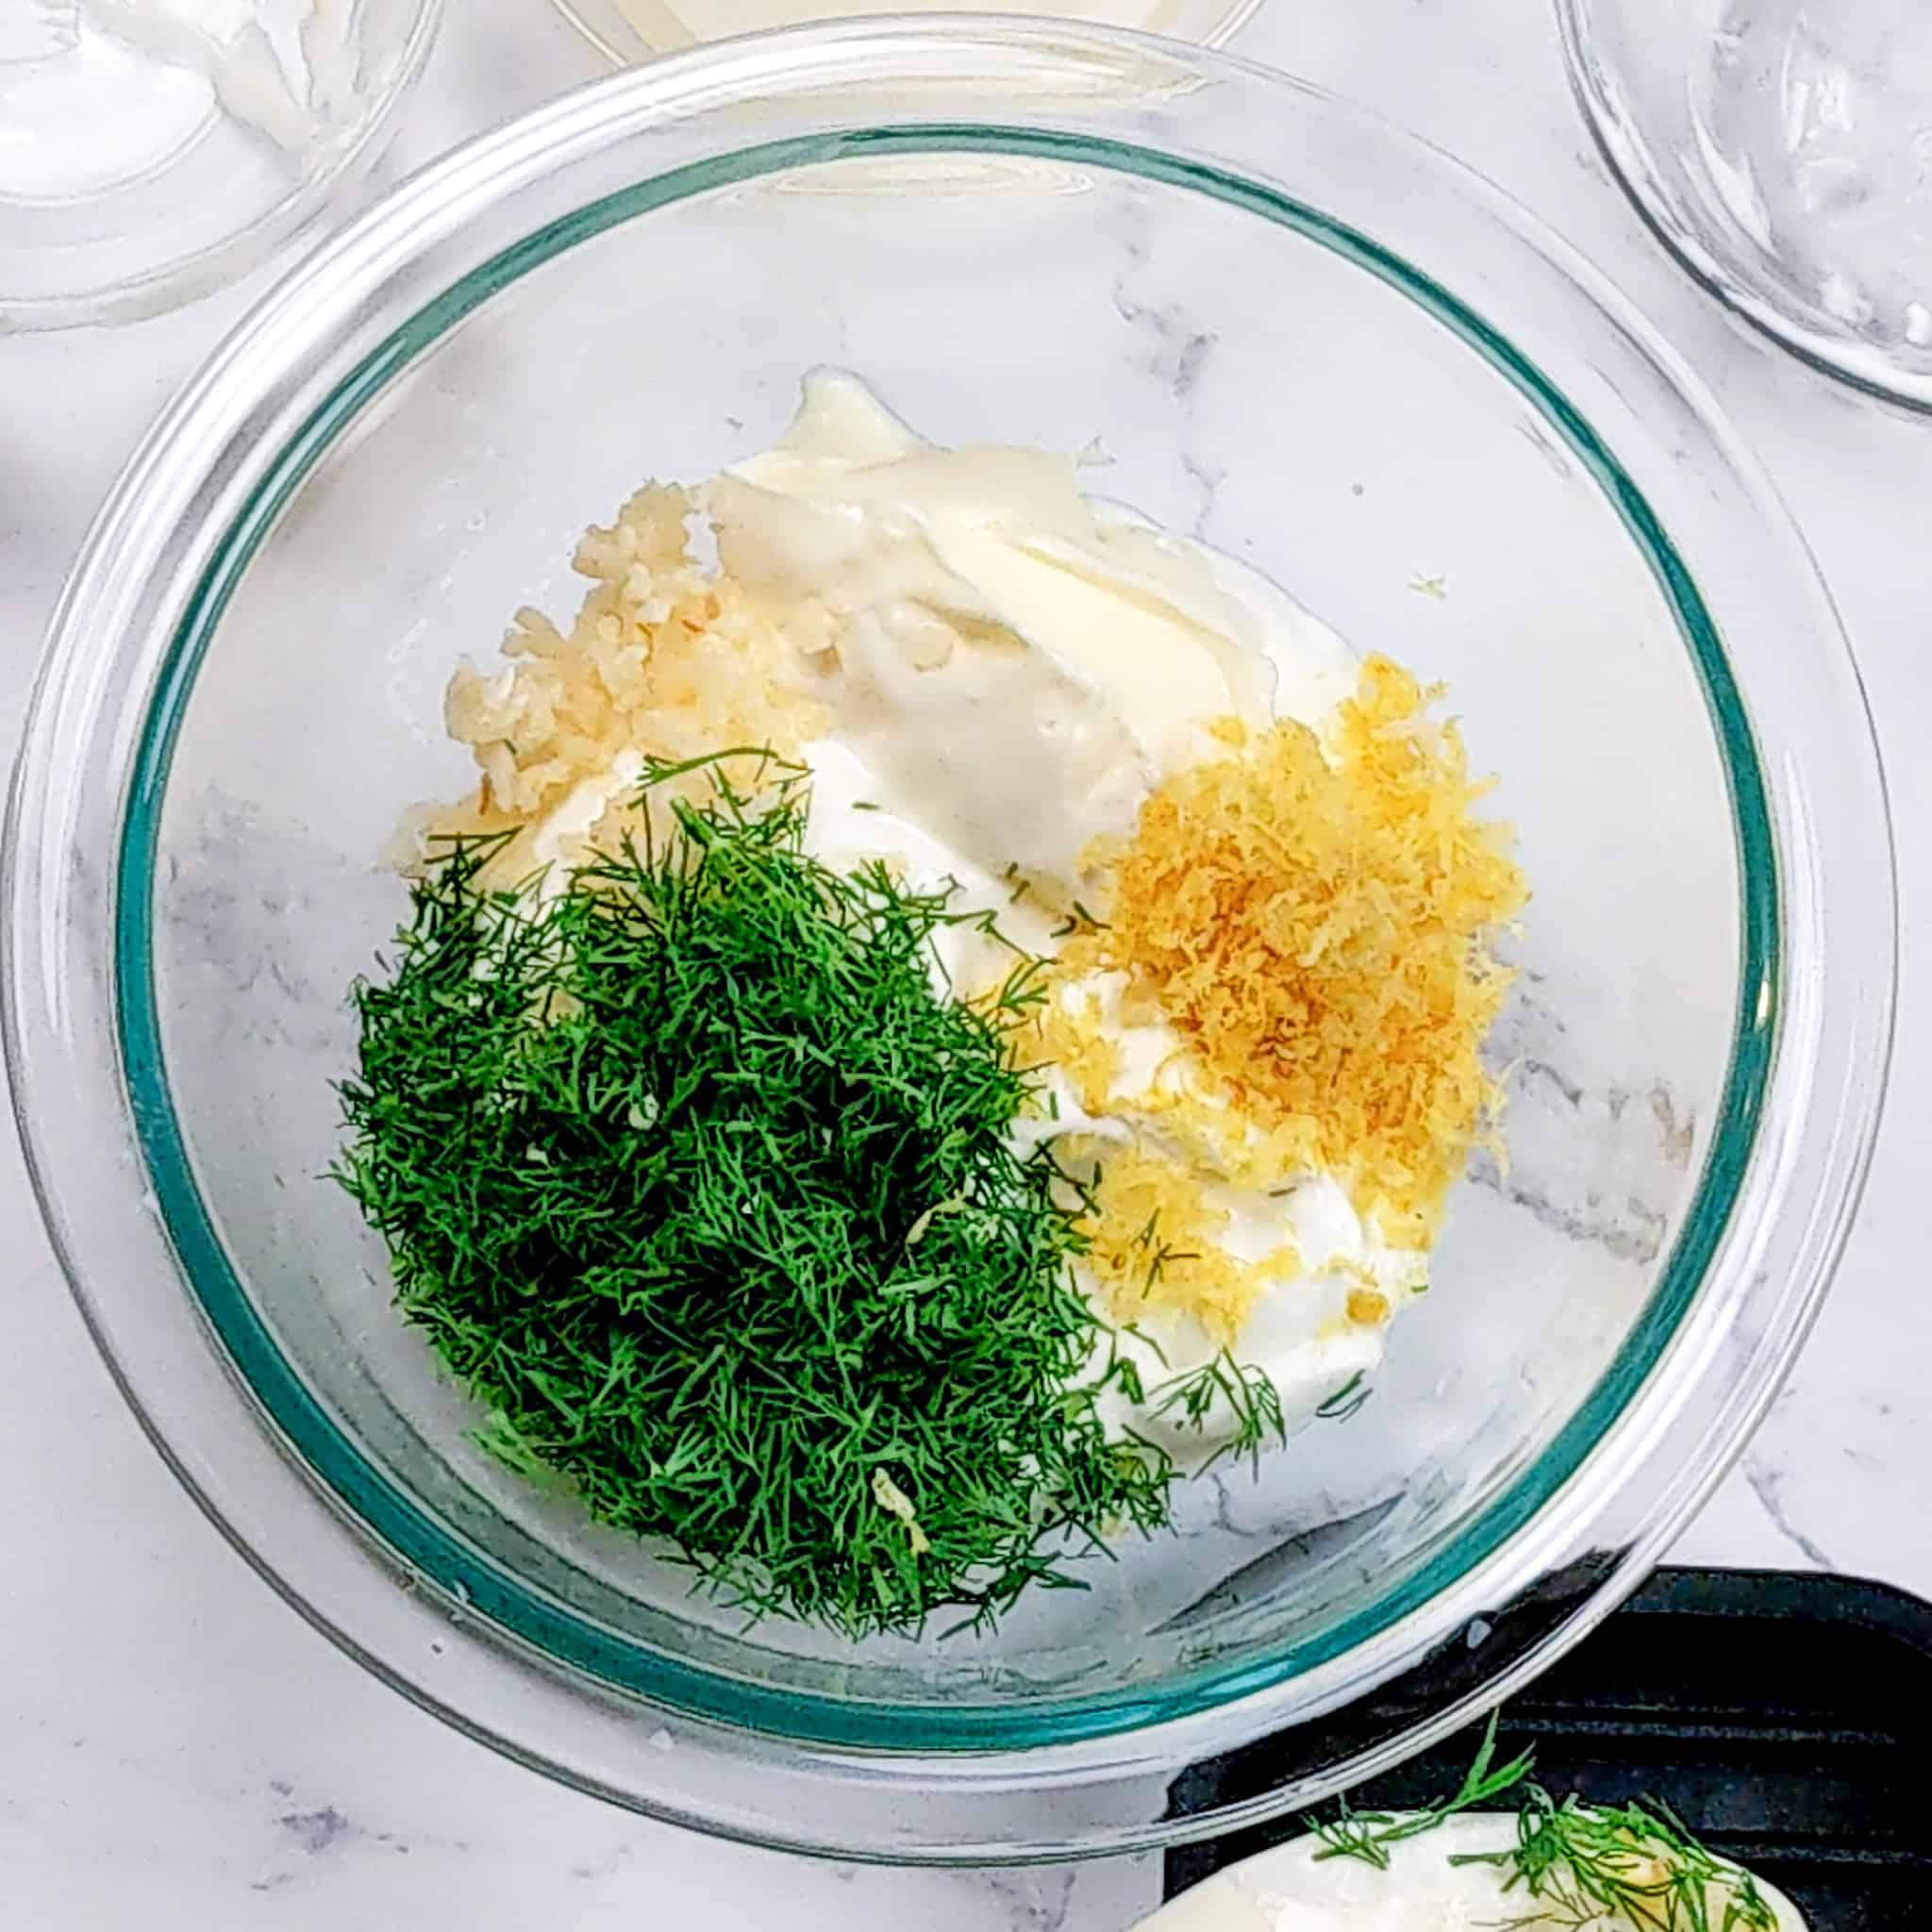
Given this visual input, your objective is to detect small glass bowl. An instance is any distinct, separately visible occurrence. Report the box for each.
[1559,0,1932,410]
[0,0,441,331]
[5,21,1893,1862]
[549,0,1260,65]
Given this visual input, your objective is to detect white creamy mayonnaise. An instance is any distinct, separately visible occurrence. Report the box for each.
[527,748,646,886]
[1088,1177,1419,1457]
[711,370,1355,897]
[696,374,1411,1451]
[1135,1816,1807,1932]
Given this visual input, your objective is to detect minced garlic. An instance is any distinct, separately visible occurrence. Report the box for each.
[420,483,826,880]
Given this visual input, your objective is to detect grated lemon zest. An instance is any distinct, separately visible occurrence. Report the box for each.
[1057,1137,1298,1347]
[1059,654,1526,1247]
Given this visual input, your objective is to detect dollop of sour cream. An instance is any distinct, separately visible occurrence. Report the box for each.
[703,374,1416,1449]
[1134,1816,1808,1932]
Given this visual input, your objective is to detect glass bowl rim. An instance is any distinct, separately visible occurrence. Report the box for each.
[4,19,1894,1855]
[114,122,1774,1750]
[547,0,1266,67]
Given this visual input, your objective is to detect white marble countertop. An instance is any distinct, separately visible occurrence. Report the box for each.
[2,3,1924,1925]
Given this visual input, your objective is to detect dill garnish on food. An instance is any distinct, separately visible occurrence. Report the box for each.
[1307,1711,1537,1872]
[1466,1788,1782,1931]
[336,760,1191,1637]
[1305,1712,1782,1929]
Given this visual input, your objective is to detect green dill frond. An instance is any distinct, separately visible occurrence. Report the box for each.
[335,766,1179,1637]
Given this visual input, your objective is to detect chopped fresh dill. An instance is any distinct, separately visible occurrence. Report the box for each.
[1314,1370,1372,1422]
[1306,1714,1780,1928]
[1050,899,1110,940]
[336,761,1189,1637]
[1307,1711,1535,1870]
[1150,1352,1287,1475]
[1144,1241,1201,1287]
[1457,1789,1780,1930]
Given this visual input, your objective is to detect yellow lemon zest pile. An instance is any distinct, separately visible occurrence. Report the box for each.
[1017,988,1122,1116]
[1058,655,1526,1252]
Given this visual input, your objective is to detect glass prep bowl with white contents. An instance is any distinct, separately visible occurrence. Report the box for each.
[4,21,1893,1862]
[0,0,440,330]
[549,0,1260,64]
[1558,0,1932,409]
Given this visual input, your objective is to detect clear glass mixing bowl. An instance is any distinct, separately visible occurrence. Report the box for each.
[4,21,1894,1862]
[1558,0,1932,409]
[0,0,441,330]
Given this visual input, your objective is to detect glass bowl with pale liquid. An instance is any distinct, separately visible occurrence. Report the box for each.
[1559,0,1932,409]
[0,0,439,329]
[549,0,1261,63]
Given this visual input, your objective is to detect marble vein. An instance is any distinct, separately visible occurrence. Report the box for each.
[1740,1451,1836,1574]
